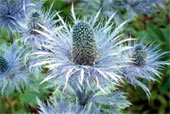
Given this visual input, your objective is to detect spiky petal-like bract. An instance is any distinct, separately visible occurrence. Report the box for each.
[69,83,131,113]
[37,83,131,114]
[0,43,32,96]
[72,22,98,65]
[37,98,99,114]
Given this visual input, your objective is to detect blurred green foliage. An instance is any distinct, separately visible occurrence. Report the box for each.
[0,0,169,114]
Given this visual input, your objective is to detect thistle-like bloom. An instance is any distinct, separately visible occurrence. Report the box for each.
[0,43,31,96]
[19,1,59,49]
[123,38,168,96]
[31,6,132,92]
[0,0,35,32]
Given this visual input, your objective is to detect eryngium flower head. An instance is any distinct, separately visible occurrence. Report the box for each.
[37,98,100,114]
[31,6,132,92]
[0,0,35,32]
[0,43,31,96]
[72,22,98,65]
[19,1,58,49]
[123,38,168,96]
[132,44,147,66]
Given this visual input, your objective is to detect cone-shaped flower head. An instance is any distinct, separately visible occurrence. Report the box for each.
[132,44,147,66]
[0,56,8,73]
[72,22,98,65]
[0,43,32,96]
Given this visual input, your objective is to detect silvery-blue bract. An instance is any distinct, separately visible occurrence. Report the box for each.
[30,6,132,92]
[37,82,131,114]
[0,43,32,96]
[122,37,168,97]
[69,82,131,113]
[37,97,100,114]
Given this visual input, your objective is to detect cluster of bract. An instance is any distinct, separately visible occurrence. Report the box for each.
[0,0,168,113]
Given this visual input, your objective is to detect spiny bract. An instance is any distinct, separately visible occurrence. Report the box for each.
[37,98,99,114]
[72,22,98,66]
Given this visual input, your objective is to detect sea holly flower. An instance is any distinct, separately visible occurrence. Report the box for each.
[31,6,132,92]
[0,43,32,96]
[122,37,168,96]
[19,1,59,49]
[0,0,35,42]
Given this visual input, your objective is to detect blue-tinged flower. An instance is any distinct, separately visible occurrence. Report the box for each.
[37,97,100,114]
[19,1,59,49]
[0,43,32,96]
[31,6,132,92]
[122,37,169,96]
[0,0,35,32]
